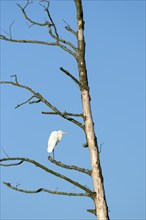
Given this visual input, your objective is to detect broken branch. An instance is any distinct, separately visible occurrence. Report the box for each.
[87,209,96,216]
[60,67,80,86]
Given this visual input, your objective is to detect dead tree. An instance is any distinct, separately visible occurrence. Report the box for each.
[0,1,109,219]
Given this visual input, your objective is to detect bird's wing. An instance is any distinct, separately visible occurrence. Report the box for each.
[47,131,58,152]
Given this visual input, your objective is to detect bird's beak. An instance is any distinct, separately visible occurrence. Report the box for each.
[62,132,67,134]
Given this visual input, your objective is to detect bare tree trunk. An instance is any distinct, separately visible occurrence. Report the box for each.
[75,1,109,219]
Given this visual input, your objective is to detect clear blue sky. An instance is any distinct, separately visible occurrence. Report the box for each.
[0,1,145,220]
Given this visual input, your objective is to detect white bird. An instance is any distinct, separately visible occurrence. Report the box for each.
[47,130,67,159]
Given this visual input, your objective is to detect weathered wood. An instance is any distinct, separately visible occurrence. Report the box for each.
[74,0,109,219]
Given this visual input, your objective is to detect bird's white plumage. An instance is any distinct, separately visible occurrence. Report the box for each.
[47,130,65,153]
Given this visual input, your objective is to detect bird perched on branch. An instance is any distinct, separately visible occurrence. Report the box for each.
[47,130,67,159]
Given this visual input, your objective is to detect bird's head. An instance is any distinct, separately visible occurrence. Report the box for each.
[58,130,67,135]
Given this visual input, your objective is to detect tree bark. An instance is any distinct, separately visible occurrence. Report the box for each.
[75,1,109,219]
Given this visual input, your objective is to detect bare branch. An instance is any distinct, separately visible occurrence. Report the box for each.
[65,25,77,37]
[9,20,15,39]
[87,209,96,216]
[0,78,84,129]
[41,111,84,129]
[0,34,76,57]
[17,3,48,27]
[16,1,77,56]
[63,19,77,37]
[1,146,10,158]
[1,21,15,39]
[39,1,77,52]
[40,0,77,52]
[1,2,77,60]
[0,157,93,197]
[0,161,24,167]
[48,156,91,176]
[15,95,36,109]
[1,29,10,37]
[42,111,83,118]
[10,74,18,83]
[0,35,57,46]
[60,67,80,86]
[29,99,41,104]
[40,0,59,38]
[57,42,77,57]
[23,0,33,10]
[3,182,90,197]
[82,142,88,148]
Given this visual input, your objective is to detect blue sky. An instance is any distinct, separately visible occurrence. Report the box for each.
[0,0,145,220]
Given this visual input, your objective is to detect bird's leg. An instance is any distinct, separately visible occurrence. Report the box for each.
[53,150,55,160]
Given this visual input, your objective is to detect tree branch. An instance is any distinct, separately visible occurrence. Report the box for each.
[3,182,89,197]
[1,146,10,158]
[17,3,48,27]
[29,99,41,104]
[39,1,77,51]
[10,74,18,83]
[87,209,96,216]
[0,78,84,129]
[23,0,33,10]
[58,42,77,57]
[0,157,93,197]
[9,20,15,39]
[0,33,77,57]
[1,1,77,58]
[63,20,77,37]
[15,95,36,109]
[0,34,57,46]
[65,25,77,36]
[48,156,91,176]
[42,111,83,117]
[42,111,84,129]
[16,1,78,57]
[40,0,59,38]
[60,67,80,87]
[0,161,24,167]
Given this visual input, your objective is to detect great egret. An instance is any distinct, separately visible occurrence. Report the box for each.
[47,130,66,159]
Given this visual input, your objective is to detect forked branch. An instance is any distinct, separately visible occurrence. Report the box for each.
[0,157,94,197]
[39,0,77,51]
[5,1,77,57]
[15,95,36,109]
[0,32,76,58]
[0,78,84,129]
